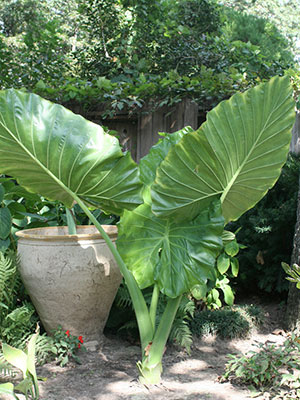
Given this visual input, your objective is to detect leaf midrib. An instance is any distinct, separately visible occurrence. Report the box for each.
[0,115,75,205]
[220,89,288,205]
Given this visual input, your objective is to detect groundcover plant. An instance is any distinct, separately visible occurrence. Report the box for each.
[0,76,295,384]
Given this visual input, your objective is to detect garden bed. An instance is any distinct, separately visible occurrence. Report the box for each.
[23,302,289,400]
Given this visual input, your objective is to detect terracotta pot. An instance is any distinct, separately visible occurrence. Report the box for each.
[16,225,122,343]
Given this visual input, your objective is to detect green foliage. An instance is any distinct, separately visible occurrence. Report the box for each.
[0,177,60,250]
[0,327,40,400]
[0,77,294,384]
[0,251,38,347]
[282,262,300,289]
[168,296,195,353]
[107,285,195,354]
[191,229,242,309]
[0,183,12,251]
[1,304,38,347]
[49,326,85,366]
[220,0,300,56]
[229,155,300,296]
[0,176,118,236]
[0,250,20,307]
[222,9,294,69]
[0,354,14,378]
[190,304,264,340]
[33,67,248,116]
[0,0,297,117]
[221,335,300,398]
[17,333,55,367]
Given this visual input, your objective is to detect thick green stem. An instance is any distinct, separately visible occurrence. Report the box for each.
[138,295,182,384]
[149,284,160,331]
[66,208,77,234]
[74,198,154,352]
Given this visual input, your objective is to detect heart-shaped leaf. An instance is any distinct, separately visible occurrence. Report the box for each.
[152,76,295,222]
[0,89,143,214]
[117,200,224,298]
[139,127,193,187]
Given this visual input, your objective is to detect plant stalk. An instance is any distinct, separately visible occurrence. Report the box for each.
[138,295,182,384]
[149,284,160,331]
[66,208,77,234]
[73,198,154,352]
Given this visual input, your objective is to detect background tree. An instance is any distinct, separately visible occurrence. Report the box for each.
[0,0,296,90]
[219,0,300,56]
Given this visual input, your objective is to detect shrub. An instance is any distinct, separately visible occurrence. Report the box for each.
[229,155,300,297]
[221,335,300,398]
[190,304,264,339]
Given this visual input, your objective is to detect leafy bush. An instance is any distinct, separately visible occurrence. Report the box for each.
[223,9,294,70]
[0,0,296,117]
[190,305,264,340]
[221,335,300,398]
[229,155,300,297]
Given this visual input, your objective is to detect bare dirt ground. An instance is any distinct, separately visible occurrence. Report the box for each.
[33,302,287,400]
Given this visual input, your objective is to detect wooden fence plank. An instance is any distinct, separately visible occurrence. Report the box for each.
[68,98,199,161]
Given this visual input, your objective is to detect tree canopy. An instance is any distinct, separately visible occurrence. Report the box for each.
[0,0,298,113]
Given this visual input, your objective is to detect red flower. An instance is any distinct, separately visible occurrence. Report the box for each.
[78,336,84,344]
[78,343,81,349]
[65,330,70,337]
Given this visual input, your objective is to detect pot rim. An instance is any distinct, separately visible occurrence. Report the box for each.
[15,225,118,241]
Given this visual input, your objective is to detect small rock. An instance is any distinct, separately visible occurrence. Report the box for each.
[84,340,99,351]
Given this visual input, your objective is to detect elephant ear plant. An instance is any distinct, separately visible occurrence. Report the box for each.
[0,76,295,384]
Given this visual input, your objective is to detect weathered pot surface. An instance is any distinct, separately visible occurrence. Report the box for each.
[16,225,122,344]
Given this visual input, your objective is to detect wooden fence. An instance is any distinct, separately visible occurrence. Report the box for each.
[70,101,300,160]
[71,98,200,161]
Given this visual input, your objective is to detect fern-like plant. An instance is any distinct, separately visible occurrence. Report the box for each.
[0,251,38,347]
[168,296,195,354]
[0,251,20,311]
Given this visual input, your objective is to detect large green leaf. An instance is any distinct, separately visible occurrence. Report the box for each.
[0,382,15,396]
[151,76,295,222]
[26,328,39,382]
[117,199,224,298]
[0,89,143,214]
[2,343,27,377]
[139,127,193,187]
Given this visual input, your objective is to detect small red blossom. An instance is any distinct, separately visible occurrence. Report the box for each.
[78,336,84,344]
[78,343,81,349]
[65,330,70,337]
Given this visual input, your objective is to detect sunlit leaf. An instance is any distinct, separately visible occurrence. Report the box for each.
[152,76,295,223]
[0,89,143,215]
[225,240,239,257]
[2,343,27,377]
[217,252,230,274]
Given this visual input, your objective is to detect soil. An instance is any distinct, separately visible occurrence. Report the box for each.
[2,302,290,400]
